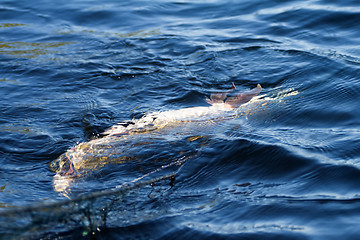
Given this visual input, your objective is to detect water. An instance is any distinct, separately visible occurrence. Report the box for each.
[1,0,360,239]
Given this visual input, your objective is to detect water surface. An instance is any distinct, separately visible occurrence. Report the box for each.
[1,0,360,239]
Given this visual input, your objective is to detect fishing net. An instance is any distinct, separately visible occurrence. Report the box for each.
[0,173,176,239]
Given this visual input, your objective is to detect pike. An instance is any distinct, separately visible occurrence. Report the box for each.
[50,83,262,193]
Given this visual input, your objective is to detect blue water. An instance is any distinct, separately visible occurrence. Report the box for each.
[1,0,360,239]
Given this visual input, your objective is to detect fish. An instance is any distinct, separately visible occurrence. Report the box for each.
[50,83,263,194]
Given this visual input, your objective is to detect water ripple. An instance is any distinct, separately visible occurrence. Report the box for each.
[1,0,360,238]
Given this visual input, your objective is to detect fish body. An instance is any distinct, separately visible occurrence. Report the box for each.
[103,104,233,136]
[104,84,262,136]
[51,84,264,193]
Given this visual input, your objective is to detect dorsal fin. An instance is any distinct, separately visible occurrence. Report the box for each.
[206,82,236,105]
[225,84,262,108]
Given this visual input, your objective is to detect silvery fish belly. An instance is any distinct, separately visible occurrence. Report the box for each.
[50,84,297,194]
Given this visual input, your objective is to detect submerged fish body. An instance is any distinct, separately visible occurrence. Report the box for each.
[51,84,273,194]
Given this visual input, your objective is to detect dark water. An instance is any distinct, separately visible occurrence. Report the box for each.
[1,0,360,239]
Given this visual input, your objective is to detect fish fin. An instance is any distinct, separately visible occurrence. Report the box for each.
[231,82,236,90]
[206,83,237,106]
[225,84,262,108]
[210,93,227,103]
[205,97,213,105]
